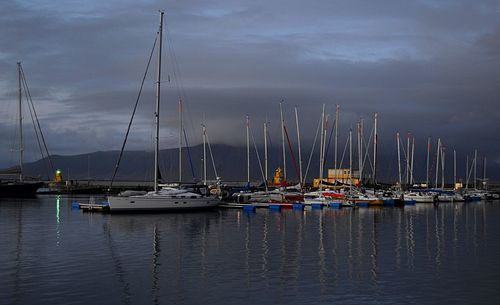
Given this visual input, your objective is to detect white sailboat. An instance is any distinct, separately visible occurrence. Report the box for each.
[108,12,220,211]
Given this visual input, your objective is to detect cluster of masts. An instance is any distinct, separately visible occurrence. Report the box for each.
[397,133,486,190]
[179,99,488,191]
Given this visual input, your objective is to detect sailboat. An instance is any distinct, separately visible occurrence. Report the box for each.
[0,63,44,197]
[107,12,220,211]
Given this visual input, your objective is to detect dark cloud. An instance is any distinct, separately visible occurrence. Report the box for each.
[1,0,499,180]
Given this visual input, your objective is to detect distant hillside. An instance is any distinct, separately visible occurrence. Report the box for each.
[7,143,498,185]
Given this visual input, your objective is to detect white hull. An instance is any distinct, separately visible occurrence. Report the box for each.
[404,193,435,203]
[108,190,220,211]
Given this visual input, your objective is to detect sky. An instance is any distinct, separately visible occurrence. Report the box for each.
[1,0,499,180]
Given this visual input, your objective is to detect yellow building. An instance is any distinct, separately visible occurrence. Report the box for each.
[312,168,360,188]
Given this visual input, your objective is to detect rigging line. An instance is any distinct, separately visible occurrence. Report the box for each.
[183,128,197,181]
[20,75,44,161]
[339,130,350,170]
[164,23,196,136]
[303,114,322,187]
[283,125,301,182]
[205,131,219,179]
[250,124,267,190]
[323,116,337,169]
[20,66,54,177]
[109,33,159,190]
[362,124,375,175]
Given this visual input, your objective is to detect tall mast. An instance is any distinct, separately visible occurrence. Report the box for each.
[17,62,24,182]
[334,105,339,179]
[435,138,440,188]
[360,119,364,182]
[357,121,362,184]
[373,112,378,185]
[279,100,286,181]
[319,104,325,190]
[264,121,268,183]
[483,157,487,190]
[453,149,457,187]
[406,133,410,186]
[465,155,469,189]
[474,149,477,189]
[322,114,328,184]
[153,11,164,193]
[246,115,250,184]
[397,133,402,189]
[410,137,415,185]
[153,13,165,190]
[295,107,303,186]
[426,137,430,186]
[202,124,207,185]
[178,99,182,182]
[349,128,352,192]
[441,146,445,189]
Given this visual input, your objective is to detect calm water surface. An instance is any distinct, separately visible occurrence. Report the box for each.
[0,195,499,305]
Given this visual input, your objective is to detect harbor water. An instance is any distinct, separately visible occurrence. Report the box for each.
[1,195,499,305]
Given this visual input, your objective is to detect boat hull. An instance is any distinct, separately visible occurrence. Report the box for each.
[107,195,220,211]
[0,182,43,197]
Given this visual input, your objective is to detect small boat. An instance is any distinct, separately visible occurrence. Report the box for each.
[404,191,436,203]
[303,189,344,205]
[108,187,219,211]
[0,63,46,197]
[348,193,384,206]
[0,180,44,197]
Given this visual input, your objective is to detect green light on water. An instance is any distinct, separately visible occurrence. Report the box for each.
[56,194,60,224]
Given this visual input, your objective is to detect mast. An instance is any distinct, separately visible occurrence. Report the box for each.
[453,149,456,187]
[406,133,410,186]
[334,105,339,180]
[319,104,325,190]
[295,107,303,186]
[17,62,24,182]
[202,124,207,185]
[483,157,487,190]
[357,121,362,185]
[264,121,268,183]
[465,155,469,189]
[153,11,164,193]
[397,133,402,189]
[279,100,286,181]
[349,129,353,192]
[246,115,250,184]
[410,137,415,185]
[373,112,378,185]
[322,113,328,185]
[360,119,364,183]
[435,138,440,188]
[474,149,477,189]
[426,137,430,186]
[178,99,182,182]
[441,146,445,189]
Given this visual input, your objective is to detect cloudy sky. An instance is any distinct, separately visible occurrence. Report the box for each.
[1,0,499,179]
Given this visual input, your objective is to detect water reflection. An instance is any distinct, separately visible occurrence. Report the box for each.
[0,198,497,305]
[151,224,160,305]
[103,222,132,305]
[55,195,60,246]
[13,203,23,305]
